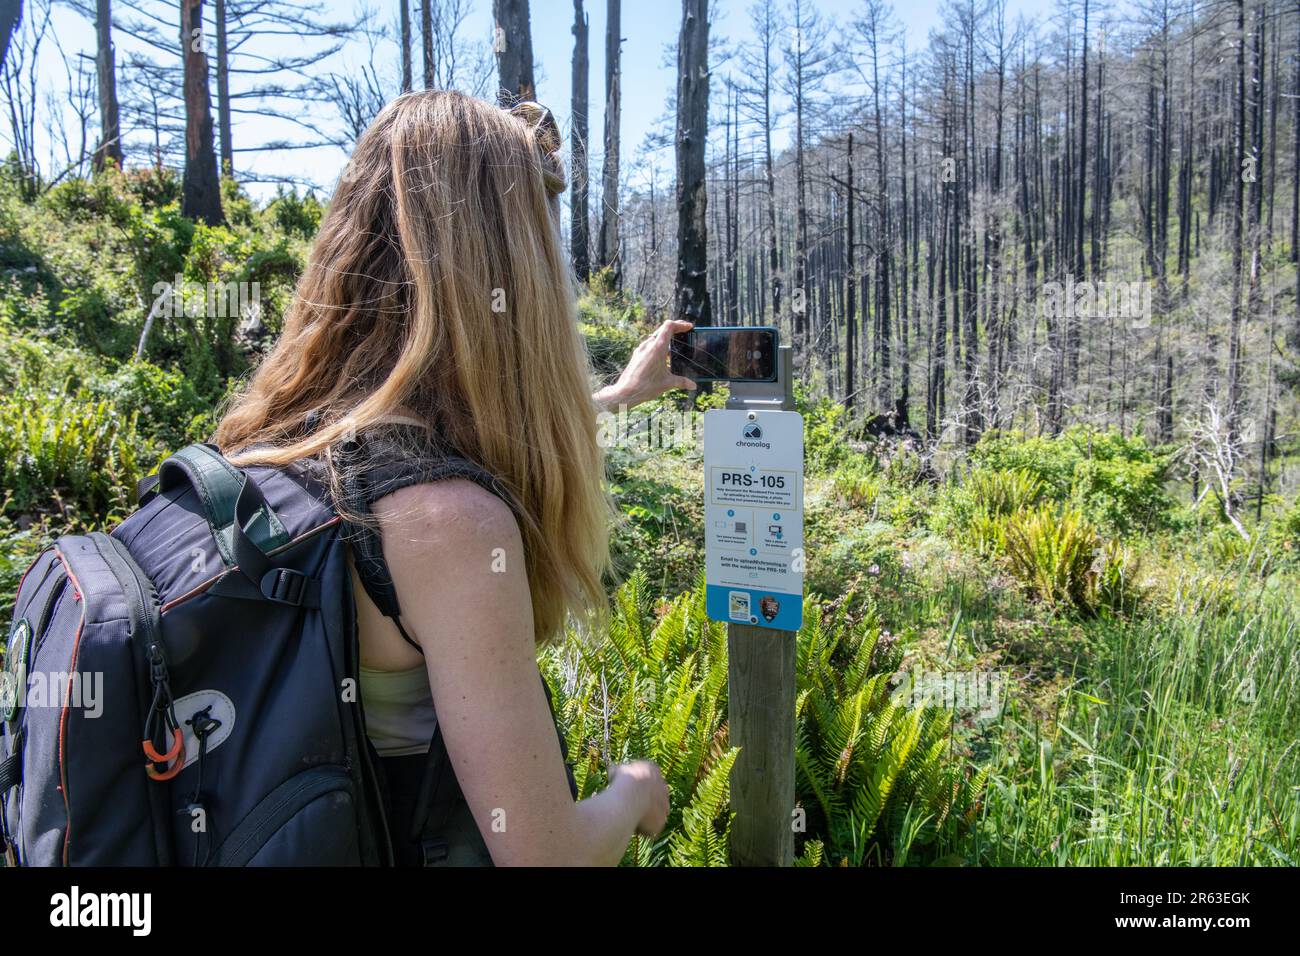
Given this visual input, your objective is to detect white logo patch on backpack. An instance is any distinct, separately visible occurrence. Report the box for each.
[173,690,236,770]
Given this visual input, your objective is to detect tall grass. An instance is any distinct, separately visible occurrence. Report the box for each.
[969,567,1300,865]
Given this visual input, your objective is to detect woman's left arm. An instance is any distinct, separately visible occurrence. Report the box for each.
[593,319,697,412]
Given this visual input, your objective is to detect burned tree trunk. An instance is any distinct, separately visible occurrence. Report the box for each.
[422,0,433,88]
[845,133,856,409]
[215,0,232,176]
[673,0,711,328]
[597,0,622,284]
[493,0,535,105]
[571,0,590,281]
[93,0,123,172]
[725,85,740,325]
[400,0,411,92]
[1226,0,1247,442]
[180,0,224,225]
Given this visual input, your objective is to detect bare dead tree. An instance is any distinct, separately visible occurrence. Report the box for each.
[0,0,21,74]
[50,42,97,184]
[780,0,838,370]
[597,0,622,285]
[179,0,223,223]
[674,0,711,327]
[399,0,410,92]
[0,0,49,196]
[421,0,431,87]
[92,0,123,170]
[327,25,390,145]
[418,0,492,95]
[734,0,784,323]
[571,0,590,281]
[105,0,357,181]
[492,0,533,106]
[1186,399,1250,541]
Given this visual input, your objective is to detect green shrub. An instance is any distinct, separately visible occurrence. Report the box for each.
[0,324,99,393]
[879,441,928,488]
[0,509,61,620]
[220,176,256,227]
[933,466,1042,552]
[967,467,1043,517]
[56,283,135,356]
[0,393,152,521]
[43,175,126,222]
[606,452,704,595]
[1264,496,1300,559]
[577,281,648,376]
[541,573,736,866]
[91,359,212,450]
[800,389,853,473]
[971,427,1173,535]
[1000,505,1100,614]
[264,186,322,239]
[1094,539,1144,614]
[123,166,182,210]
[963,510,1008,557]
[1203,525,1253,565]
[582,321,643,377]
[830,456,881,511]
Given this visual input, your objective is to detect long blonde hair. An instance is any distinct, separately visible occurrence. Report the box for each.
[216,90,610,642]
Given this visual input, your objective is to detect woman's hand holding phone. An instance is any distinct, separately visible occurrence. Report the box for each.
[593,319,698,412]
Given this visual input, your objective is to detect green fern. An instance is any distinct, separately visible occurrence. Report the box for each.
[668,748,739,867]
[540,574,983,866]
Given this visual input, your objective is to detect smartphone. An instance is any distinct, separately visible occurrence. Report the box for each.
[669,326,779,383]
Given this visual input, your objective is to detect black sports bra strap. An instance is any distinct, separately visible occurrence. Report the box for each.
[337,427,515,654]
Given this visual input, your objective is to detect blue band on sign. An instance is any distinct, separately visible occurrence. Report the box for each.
[706,585,803,632]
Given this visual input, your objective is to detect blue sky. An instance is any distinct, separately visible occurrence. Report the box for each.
[21,0,1060,199]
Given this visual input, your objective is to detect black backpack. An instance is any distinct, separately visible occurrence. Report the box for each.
[0,437,574,866]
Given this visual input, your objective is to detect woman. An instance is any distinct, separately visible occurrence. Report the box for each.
[213,90,695,865]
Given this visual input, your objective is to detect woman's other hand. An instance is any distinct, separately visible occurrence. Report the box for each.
[594,319,697,411]
[607,759,671,837]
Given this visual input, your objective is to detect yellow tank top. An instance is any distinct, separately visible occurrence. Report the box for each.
[359,664,437,757]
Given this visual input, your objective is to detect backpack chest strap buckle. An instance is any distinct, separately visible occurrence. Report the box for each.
[259,568,320,608]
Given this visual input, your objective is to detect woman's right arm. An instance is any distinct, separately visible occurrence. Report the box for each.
[374,479,669,866]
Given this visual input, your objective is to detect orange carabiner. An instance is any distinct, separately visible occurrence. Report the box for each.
[143,726,183,763]
[143,729,185,781]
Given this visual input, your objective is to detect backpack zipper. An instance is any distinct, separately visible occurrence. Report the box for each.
[89,533,178,863]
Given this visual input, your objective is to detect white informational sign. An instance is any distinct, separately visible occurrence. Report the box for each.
[703,408,804,632]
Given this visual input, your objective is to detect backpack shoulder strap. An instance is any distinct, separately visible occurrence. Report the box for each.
[140,443,290,563]
[337,428,515,653]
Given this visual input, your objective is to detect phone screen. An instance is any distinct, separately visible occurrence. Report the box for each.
[670,327,778,382]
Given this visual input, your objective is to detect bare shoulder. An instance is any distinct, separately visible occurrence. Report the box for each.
[372,478,535,658]
[372,479,522,561]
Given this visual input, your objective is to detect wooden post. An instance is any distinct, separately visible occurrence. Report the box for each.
[724,345,798,867]
[727,623,796,866]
